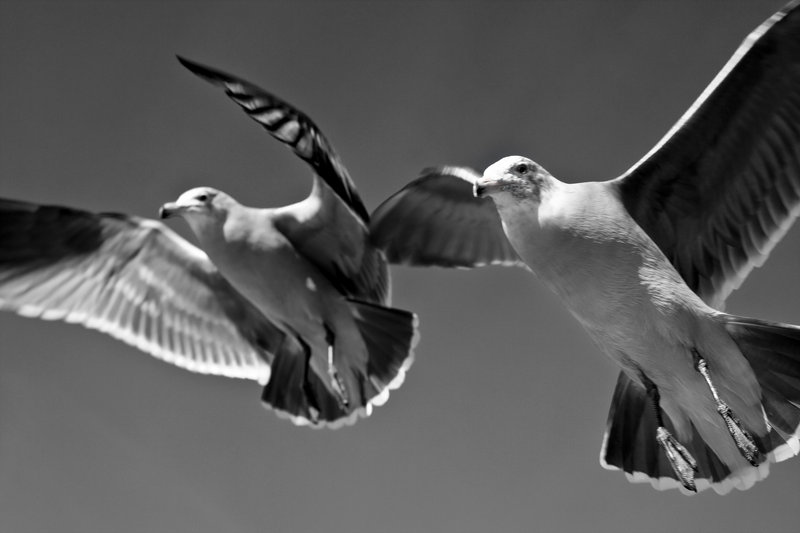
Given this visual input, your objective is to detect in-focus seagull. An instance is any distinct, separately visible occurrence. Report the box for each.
[371,1,800,493]
[0,57,418,429]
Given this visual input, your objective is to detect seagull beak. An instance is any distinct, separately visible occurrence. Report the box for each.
[474,176,502,198]
[159,202,180,219]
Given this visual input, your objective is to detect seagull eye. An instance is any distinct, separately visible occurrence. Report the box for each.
[197,194,208,202]
[515,163,529,174]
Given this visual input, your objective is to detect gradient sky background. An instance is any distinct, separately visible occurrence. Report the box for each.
[2,1,800,532]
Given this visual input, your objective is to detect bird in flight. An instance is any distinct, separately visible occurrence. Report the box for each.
[371,1,800,493]
[0,57,419,429]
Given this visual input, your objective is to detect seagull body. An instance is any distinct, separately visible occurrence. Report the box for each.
[490,175,716,371]
[479,157,767,485]
[0,57,419,429]
[159,186,395,424]
[371,1,800,492]
[162,189,337,334]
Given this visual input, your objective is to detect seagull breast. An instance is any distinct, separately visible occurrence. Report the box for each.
[188,205,331,330]
[500,180,704,345]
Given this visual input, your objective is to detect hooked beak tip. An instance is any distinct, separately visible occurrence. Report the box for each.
[159,203,177,219]
[474,177,498,198]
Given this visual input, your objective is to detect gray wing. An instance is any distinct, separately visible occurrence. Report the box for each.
[370,166,523,268]
[614,1,800,309]
[0,197,286,383]
[177,56,370,223]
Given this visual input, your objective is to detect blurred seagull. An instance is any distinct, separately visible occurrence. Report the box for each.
[0,57,419,429]
[371,1,800,493]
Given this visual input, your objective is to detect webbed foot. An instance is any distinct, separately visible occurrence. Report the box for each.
[715,401,761,466]
[694,354,763,466]
[656,426,698,492]
[642,371,699,492]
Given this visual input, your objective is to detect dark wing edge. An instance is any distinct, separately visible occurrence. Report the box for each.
[614,1,800,309]
[0,197,282,384]
[177,55,370,223]
[370,166,524,269]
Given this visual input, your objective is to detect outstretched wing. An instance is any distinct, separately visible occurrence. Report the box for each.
[0,197,287,384]
[614,1,800,309]
[177,56,370,223]
[370,166,523,268]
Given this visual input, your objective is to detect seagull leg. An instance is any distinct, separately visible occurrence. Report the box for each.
[643,374,698,492]
[692,350,762,466]
[324,325,349,409]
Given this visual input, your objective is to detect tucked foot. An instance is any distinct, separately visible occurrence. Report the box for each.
[641,370,699,492]
[301,376,320,424]
[300,338,321,424]
[327,344,350,409]
[656,426,699,492]
[694,353,763,466]
[716,402,762,466]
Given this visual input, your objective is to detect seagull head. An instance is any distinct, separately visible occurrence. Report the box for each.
[160,187,243,248]
[159,187,242,238]
[475,156,551,206]
[159,187,226,220]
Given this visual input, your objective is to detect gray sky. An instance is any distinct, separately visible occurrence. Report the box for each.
[2,1,799,532]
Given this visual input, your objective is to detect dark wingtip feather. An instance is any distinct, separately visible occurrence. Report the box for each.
[176,55,232,86]
[176,55,206,76]
[176,56,371,224]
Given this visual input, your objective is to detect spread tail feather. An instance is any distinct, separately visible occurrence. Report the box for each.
[346,298,419,408]
[260,300,418,429]
[600,315,800,494]
[260,334,352,428]
[599,372,759,495]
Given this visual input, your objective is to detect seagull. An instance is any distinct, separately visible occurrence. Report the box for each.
[370,1,800,493]
[0,57,419,429]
